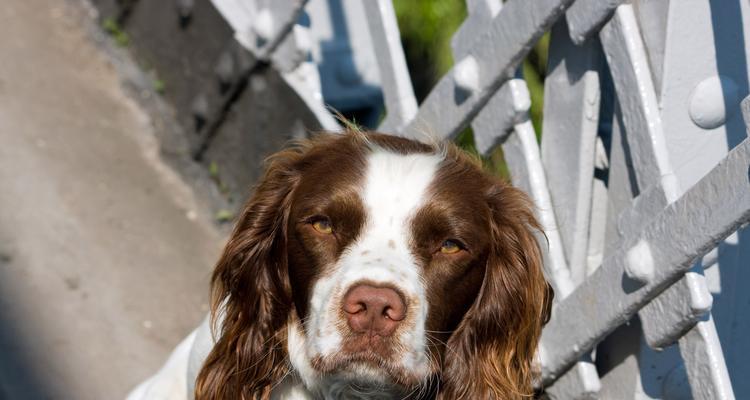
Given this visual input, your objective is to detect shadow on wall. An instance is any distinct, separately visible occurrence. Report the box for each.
[710,230,750,397]
[708,0,749,396]
[709,0,749,149]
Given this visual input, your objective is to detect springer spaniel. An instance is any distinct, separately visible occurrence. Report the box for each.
[128,131,553,400]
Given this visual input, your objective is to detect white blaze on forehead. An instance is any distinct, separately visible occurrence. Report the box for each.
[362,150,443,228]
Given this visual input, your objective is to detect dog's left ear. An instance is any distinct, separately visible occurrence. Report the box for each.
[195,144,307,400]
[440,182,553,399]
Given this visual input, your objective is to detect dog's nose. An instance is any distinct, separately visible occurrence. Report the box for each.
[342,285,406,336]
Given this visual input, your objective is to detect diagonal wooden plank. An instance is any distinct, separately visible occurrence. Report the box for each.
[566,0,623,45]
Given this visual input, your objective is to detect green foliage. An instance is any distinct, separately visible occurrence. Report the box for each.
[394,2,550,177]
[394,2,548,137]
[152,78,166,94]
[102,17,129,47]
[454,128,479,157]
[214,209,234,223]
[208,161,219,178]
[393,0,467,100]
[523,33,550,140]
[208,161,231,199]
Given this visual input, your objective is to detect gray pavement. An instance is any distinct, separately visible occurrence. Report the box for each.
[0,1,224,398]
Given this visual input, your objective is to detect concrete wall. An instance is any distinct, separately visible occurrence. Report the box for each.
[90,0,326,210]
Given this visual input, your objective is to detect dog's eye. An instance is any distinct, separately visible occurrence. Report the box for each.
[440,239,462,254]
[312,218,333,234]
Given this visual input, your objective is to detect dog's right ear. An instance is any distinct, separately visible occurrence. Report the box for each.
[194,143,308,400]
[440,182,550,399]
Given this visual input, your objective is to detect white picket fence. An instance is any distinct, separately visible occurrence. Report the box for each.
[208,0,750,398]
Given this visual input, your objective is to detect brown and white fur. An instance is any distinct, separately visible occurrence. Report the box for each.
[127,131,553,400]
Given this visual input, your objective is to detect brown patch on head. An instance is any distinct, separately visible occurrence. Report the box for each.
[408,144,552,398]
[286,132,371,320]
[364,132,435,155]
[409,145,494,351]
[388,239,396,249]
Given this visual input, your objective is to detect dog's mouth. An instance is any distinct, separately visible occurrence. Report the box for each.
[341,331,398,358]
[310,348,424,388]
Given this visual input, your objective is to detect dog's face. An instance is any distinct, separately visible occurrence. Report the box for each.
[286,136,493,391]
[195,132,552,400]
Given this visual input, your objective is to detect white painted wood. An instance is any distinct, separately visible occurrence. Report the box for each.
[599,5,680,202]
[541,19,600,285]
[363,0,417,132]
[640,271,713,349]
[680,316,736,400]
[566,0,623,45]
[210,0,307,59]
[544,359,600,400]
[503,121,575,298]
[539,137,750,384]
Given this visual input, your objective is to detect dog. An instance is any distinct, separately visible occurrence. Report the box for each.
[127,130,553,399]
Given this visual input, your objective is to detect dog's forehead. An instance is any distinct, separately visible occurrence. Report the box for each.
[293,134,492,235]
[309,141,489,233]
[361,149,444,223]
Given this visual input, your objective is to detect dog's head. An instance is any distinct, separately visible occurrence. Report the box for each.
[195,131,552,399]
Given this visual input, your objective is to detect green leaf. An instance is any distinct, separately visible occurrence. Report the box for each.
[208,161,219,178]
[153,78,165,94]
[102,17,129,47]
[215,209,234,223]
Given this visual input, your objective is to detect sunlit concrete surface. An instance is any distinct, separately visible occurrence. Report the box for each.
[0,0,223,398]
